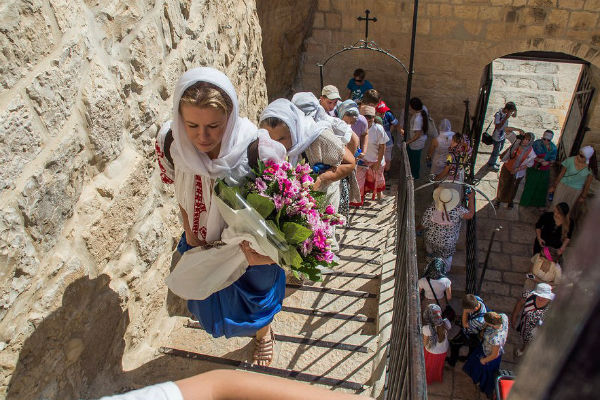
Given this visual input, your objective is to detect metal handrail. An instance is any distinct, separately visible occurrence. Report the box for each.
[384,143,426,399]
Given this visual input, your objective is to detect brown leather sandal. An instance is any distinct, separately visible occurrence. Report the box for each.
[252,329,275,367]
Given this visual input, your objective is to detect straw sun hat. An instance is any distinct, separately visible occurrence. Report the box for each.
[433,187,460,213]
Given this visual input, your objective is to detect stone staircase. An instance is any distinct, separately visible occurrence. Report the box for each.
[486,58,581,139]
[159,183,399,397]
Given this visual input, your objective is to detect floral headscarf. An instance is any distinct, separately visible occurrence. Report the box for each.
[423,304,444,349]
[422,258,447,280]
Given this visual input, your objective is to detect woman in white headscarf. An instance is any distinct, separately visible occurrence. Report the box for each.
[427,118,456,175]
[155,67,285,367]
[292,93,361,218]
[259,98,356,214]
[549,145,597,209]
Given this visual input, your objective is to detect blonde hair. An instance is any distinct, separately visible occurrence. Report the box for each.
[179,81,233,115]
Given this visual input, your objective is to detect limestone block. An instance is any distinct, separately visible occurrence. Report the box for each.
[325,12,342,30]
[0,0,56,90]
[454,5,480,19]
[431,19,459,37]
[17,132,86,252]
[439,4,453,17]
[161,0,189,50]
[48,0,85,32]
[129,23,163,93]
[559,0,585,9]
[479,6,507,21]
[584,0,600,11]
[313,11,325,29]
[0,205,40,321]
[427,3,440,17]
[464,20,484,36]
[0,96,42,191]
[26,39,86,137]
[568,10,598,30]
[82,63,125,167]
[134,210,169,268]
[535,62,559,73]
[85,164,151,265]
[318,0,331,12]
[503,271,528,285]
[88,0,155,49]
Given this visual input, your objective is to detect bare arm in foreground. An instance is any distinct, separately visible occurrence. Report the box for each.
[176,369,372,400]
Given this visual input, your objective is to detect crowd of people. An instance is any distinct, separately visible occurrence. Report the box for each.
[416,99,597,399]
[108,66,596,399]
[152,67,423,375]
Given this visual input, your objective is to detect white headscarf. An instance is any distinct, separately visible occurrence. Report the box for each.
[291,92,352,144]
[170,67,258,179]
[439,119,452,133]
[260,98,328,165]
[581,145,595,164]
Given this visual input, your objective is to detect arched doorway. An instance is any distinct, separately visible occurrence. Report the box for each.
[471,51,594,163]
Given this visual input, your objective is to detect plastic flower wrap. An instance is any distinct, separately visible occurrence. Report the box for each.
[215,159,344,281]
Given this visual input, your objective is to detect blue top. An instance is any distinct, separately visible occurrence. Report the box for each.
[561,156,591,189]
[381,110,399,145]
[465,296,487,335]
[347,78,373,101]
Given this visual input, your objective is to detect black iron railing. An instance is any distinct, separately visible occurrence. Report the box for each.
[384,143,426,400]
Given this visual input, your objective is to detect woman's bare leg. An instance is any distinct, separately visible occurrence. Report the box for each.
[253,323,274,367]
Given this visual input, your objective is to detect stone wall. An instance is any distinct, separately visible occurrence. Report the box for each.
[297,0,600,147]
[256,0,318,100]
[0,1,267,398]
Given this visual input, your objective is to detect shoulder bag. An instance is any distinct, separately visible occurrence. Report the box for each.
[481,119,494,145]
[427,277,457,322]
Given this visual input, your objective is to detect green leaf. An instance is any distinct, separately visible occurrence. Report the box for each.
[281,247,303,269]
[311,191,327,211]
[246,193,275,218]
[281,222,313,245]
[216,180,241,210]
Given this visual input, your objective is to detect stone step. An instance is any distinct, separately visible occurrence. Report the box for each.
[163,321,377,392]
[283,285,378,318]
[273,306,376,336]
[289,273,380,293]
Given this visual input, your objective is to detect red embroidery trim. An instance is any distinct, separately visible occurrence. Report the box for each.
[155,141,174,184]
[192,175,207,238]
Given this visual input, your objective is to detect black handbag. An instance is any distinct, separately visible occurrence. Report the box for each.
[427,278,457,322]
[481,120,494,145]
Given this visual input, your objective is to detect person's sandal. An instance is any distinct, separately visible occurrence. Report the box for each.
[252,329,275,367]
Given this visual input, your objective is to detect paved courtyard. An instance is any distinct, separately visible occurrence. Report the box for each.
[413,142,551,400]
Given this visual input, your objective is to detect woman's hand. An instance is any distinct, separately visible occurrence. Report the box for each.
[479,358,487,365]
[240,241,275,266]
[548,185,555,193]
[537,237,546,247]
[185,233,203,247]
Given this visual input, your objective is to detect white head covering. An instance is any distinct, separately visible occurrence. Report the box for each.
[543,130,554,140]
[439,119,452,133]
[292,92,352,144]
[336,100,359,118]
[170,67,257,179]
[581,145,595,164]
[260,98,328,165]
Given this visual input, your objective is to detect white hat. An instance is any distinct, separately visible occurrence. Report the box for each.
[433,187,460,213]
[321,85,341,100]
[532,283,555,301]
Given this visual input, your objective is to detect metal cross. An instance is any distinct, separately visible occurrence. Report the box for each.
[357,9,377,41]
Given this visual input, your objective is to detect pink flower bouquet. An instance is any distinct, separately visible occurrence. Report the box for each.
[215,159,345,281]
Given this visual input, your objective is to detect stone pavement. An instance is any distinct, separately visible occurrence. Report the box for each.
[414,142,550,400]
[159,183,400,399]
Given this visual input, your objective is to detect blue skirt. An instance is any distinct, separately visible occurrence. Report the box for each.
[177,233,286,338]
[463,345,502,397]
